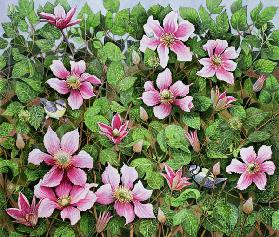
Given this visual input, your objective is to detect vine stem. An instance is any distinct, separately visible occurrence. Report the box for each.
[60,29,74,57]
[130,224,134,237]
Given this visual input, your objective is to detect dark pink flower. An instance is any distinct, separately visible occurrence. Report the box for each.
[161,163,191,191]
[142,68,193,119]
[95,164,155,224]
[226,145,276,190]
[211,86,237,112]
[35,179,96,225]
[28,127,93,187]
[140,11,194,68]
[253,74,267,92]
[46,60,101,110]
[6,193,39,227]
[185,130,201,153]
[97,113,129,144]
[197,39,239,85]
[40,4,81,30]
[96,211,112,233]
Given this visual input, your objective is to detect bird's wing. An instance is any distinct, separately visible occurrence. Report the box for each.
[45,101,57,112]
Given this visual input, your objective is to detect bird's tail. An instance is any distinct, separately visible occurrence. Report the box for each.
[39,98,48,106]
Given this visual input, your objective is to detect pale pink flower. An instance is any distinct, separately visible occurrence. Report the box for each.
[211,86,237,112]
[226,145,276,190]
[161,163,191,191]
[185,130,201,153]
[141,68,193,119]
[140,11,194,68]
[197,39,239,85]
[28,127,93,187]
[253,74,267,92]
[40,4,81,30]
[46,60,101,110]
[97,113,129,144]
[6,193,39,227]
[96,211,112,233]
[95,164,155,224]
[35,179,96,225]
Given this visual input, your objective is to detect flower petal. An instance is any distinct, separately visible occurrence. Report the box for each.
[41,166,64,187]
[76,191,96,211]
[226,159,246,174]
[215,68,234,85]
[196,65,216,78]
[240,146,257,164]
[66,19,81,27]
[6,208,25,220]
[80,73,101,84]
[174,20,195,41]
[222,47,239,60]
[34,180,56,200]
[169,81,190,97]
[144,81,156,91]
[55,179,72,198]
[67,167,87,186]
[70,60,86,75]
[98,122,112,134]
[95,184,114,205]
[153,103,172,119]
[54,4,66,18]
[139,35,159,52]
[132,181,152,202]
[60,206,80,225]
[79,82,94,99]
[50,60,70,79]
[142,91,161,106]
[72,150,93,169]
[260,161,276,175]
[256,145,272,163]
[133,200,155,219]
[44,127,60,155]
[174,96,194,112]
[46,78,70,94]
[222,60,237,71]
[156,68,172,90]
[112,113,122,130]
[61,129,79,155]
[114,201,135,224]
[28,149,54,165]
[199,58,212,66]
[157,44,169,68]
[68,90,84,110]
[70,185,89,204]
[143,16,164,37]
[236,172,253,190]
[203,40,217,57]
[170,41,192,62]
[39,12,56,21]
[163,11,178,33]
[18,193,31,212]
[102,164,120,189]
[214,39,228,55]
[38,198,57,218]
[252,172,267,190]
[65,6,77,24]
[120,165,138,189]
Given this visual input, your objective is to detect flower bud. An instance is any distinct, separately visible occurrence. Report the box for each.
[157,208,166,224]
[212,162,220,176]
[242,197,253,214]
[132,50,140,65]
[96,212,112,233]
[16,133,25,150]
[140,106,148,122]
[133,139,144,153]
[253,74,267,92]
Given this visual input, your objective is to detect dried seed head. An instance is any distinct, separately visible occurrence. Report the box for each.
[242,197,253,214]
[133,139,144,153]
[140,106,148,122]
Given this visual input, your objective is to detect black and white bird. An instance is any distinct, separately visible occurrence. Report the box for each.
[40,98,67,120]
[188,164,227,189]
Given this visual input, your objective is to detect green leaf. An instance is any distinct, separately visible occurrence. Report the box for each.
[0,56,7,70]
[270,30,279,44]
[15,81,37,103]
[231,7,247,31]
[250,2,263,23]
[231,0,243,14]
[254,59,277,74]
[0,159,19,177]
[146,171,164,189]
[103,42,125,61]
[103,0,120,13]
[80,213,95,236]
[182,112,201,129]
[272,210,279,230]
[199,6,213,30]
[0,38,8,49]
[110,101,126,113]
[244,107,270,130]
[130,158,153,178]
[171,189,200,207]
[119,76,137,91]
[206,0,224,14]
[12,60,33,78]
[18,0,34,16]
[165,125,189,152]
[229,106,246,120]
[247,131,270,143]
[78,3,100,29]
[99,148,119,166]
[267,45,279,61]
[173,209,200,236]
[111,9,130,36]
[54,225,75,237]
[139,220,157,237]
[35,39,55,52]
[107,217,125,236]
[179,7,200,25]
[265,75,279,92]
[256,6,277,26]
[259,90,272,104]
[84,113,108,133]
[107,61,125,86]
[3,102,24,116]
[2,22,17,38]
[194,96,212,112]
[167,150,191,170]
[28,106,44,130]
[211,11,229,37]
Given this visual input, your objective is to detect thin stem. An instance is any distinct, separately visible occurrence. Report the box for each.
[130,224,134,237]
[60,29,74,57]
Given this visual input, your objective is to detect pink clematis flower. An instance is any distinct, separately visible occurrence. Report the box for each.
[96,211,113,233]
[97,113,129,144]
[35,179,96,225]
[6,193,39,227]
[95,164,155,224]
[142,68,193,119]
[253,74,267,92]
[226,145,276,190]
[197,39,239,85]
[211,86,237,112]
[161,163,191,191]
[46,60,101,110]
[40,4,81,30]
[28,127,93,187]
[185,130,201,153]
[140,11,194,68]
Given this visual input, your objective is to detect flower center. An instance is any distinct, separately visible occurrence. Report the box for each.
[212,55,222,66]
[160,89,174,104]
[67,75,81,89]
[54,150,71,169]
[160,33,175,47]
[112,129,120,137]
[247,163,260,174]
[114,186,133,203]
[25,213,38,227]
[57,196,71,207]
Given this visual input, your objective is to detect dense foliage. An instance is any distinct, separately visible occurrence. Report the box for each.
[0,0,279,236]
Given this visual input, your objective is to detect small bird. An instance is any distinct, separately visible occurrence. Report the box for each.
[40,98,67,120]
[188,164,227,189]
